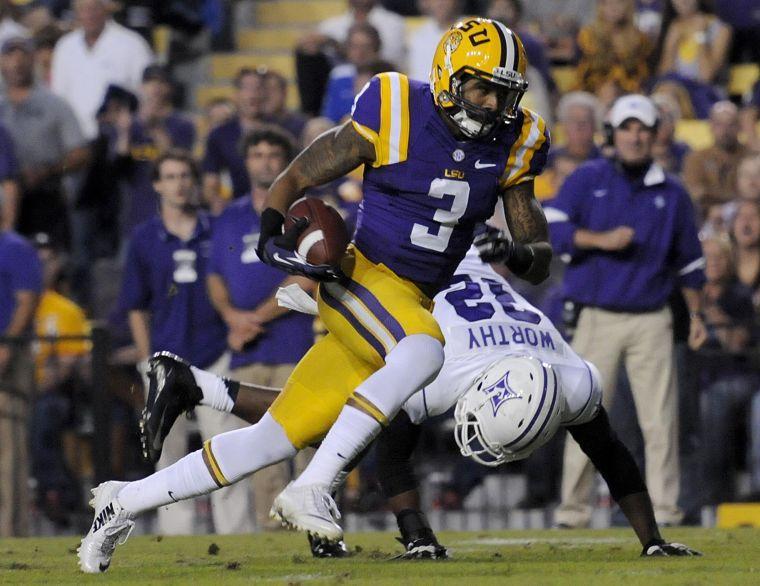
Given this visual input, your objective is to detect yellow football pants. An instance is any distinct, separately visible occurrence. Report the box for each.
[269,246,443,448]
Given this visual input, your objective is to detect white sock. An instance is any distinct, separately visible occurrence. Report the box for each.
[191,365,235,412]
[117,450,216,514]
[118,413,296,514]
[293,405,380,488]
[291,334,444,489]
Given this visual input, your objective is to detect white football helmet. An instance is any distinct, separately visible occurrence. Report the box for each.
[454,355,562,467]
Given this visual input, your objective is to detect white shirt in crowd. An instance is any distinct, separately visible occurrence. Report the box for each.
[51,20,153,139]
[406,19,448,83]
[319,5,406,67]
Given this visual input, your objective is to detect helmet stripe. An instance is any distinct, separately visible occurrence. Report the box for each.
[493,21,509,69]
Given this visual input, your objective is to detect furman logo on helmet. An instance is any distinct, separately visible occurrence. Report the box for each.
[481,371,522,416]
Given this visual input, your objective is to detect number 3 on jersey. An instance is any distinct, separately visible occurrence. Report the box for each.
[410,178,469,252]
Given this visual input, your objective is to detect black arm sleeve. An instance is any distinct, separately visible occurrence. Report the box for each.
[375,411,422,499]
[566,406,647,502]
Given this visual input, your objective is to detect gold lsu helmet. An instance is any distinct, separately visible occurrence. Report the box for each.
[431,18,529,139]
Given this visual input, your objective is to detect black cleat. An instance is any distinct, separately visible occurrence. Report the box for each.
[140,352,202,464]
[393,535,449,560]
[308,533,351,558]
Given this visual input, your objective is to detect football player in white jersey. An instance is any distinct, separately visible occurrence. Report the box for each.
[79,243,699,572]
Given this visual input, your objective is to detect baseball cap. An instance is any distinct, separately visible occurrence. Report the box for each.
[609,94,658,129]
[142,64,171,83]
[1,36,33,54]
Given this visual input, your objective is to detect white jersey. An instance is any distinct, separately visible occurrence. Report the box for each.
[403,249,601,426]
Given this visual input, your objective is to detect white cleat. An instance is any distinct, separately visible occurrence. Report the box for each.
[77,481,135,573]
[270,482,343,541]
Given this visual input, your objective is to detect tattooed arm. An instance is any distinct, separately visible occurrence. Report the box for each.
[266,121,376,214]
[501,181,552,285]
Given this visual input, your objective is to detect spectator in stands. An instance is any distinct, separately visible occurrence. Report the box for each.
[260,69,308,142]
[321,23,382,123]
[30,232,88,528]
[111,65,196,241]
[522,0,595,64]
[0,1,27,47]
[315,0,406,66]
[117,150,253,535]
[683,101,749,219]
[731,199,760,311]
[0,216,42,536]
[550,91,601,166]
[545,94,706,527]
[487,0,556,98]
[51,0,154,139]
[296,0,405,116]
[407,0,463,82]
[0,121,19,230]
[32,24,63,87]
[202,67,266,213]
[652,92,691,174]
[208,129,315,529]
[698,235,758,506]
[0,36,90,248]
[654,0,732,119]
[577,0,652,107]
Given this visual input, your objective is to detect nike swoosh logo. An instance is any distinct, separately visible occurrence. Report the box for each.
[474,160,497,169]
[272,252,293,265]
[168,491,178,503]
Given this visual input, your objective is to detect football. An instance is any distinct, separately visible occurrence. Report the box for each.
[284,197,349,267]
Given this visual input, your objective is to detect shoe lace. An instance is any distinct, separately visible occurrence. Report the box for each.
[314,489,341,521]
[100,515,135,555]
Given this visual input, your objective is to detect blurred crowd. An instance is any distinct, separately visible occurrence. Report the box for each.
[2,0,760,536]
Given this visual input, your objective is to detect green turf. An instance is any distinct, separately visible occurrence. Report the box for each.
[0,528,758,584]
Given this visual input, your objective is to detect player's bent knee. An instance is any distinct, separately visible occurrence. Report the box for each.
[355,334,445,419]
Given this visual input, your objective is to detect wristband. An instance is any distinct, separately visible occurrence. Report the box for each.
[505,241,535,276]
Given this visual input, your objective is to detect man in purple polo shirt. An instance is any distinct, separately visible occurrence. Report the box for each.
[544,94,707,528]
[208,128,315,529]
[202,67,266,214]
[0,219,42,536]
[117,150,253,535]
[112,65,196,240]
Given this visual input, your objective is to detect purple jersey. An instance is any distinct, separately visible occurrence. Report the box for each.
[350,73,550,292]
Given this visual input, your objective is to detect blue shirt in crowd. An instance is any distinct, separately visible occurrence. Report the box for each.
[202,118,250,199]
[544,158,705,312]
[118,213,227,368]
[209,197,314,369]
[120,114,196,235]
[0,231,42,333]
[0,124,18,181]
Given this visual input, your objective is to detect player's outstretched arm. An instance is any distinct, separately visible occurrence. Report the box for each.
[500,180,552,285]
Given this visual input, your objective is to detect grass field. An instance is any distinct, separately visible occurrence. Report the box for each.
[0,528,758,584]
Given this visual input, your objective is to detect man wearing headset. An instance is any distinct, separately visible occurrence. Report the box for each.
[543,94,707,529]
